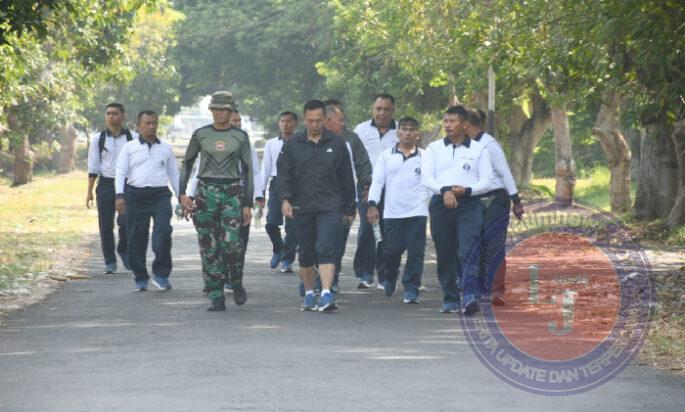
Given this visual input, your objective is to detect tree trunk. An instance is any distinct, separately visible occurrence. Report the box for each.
[633,125,679,220]
[666,119,685,227]
[591,90,632,213]
[447,74,460,106]
[419,124,442,149]
[8,112,34,185]
[551,104,576,207]
[507,91,551,187]
[626,128,642,180]
[13,134,34,185]
[58,124,77,174]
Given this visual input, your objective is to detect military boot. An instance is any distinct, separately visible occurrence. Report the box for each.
[207,296,226,311]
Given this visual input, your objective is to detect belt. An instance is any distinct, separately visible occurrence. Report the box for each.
[199,177,240,185]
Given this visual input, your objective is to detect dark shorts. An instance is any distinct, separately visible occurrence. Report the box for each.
[293,210,342,267]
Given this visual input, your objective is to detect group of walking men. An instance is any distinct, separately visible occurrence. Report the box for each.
[87,91,523,316]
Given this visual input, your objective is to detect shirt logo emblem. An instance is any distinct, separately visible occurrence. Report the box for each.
[326,148,333,153]
[215,141,226,151]
[463,163,471,171]
[414,167,421,175]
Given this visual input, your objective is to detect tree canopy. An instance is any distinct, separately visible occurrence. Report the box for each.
[1,0,684,224]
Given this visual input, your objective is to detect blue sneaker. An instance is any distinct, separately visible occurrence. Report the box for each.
[357,273,372,289]
[440,302,459,313]
[318,292,337,312]
[224,282,233,293]
[301,293,317,311]
[298,280,305,297]
[383,280,397,297]
[134,279,148,291]
[280,259,293,273]
[462,296,480,316]
[104,263,117,274]
[152,276,172,291]
[403,289,420,304]
[270,251,283,269]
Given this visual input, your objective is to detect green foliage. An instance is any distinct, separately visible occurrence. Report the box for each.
[0,1,75,45]
[172,0,335,133]
[0,0,182,173]
[83,6,185,130]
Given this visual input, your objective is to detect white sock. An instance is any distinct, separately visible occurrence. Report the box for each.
[305,290,315,296]
[322,289,331,296]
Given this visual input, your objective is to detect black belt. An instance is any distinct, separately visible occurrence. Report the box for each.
[481,188,508,198]
[199,177,240,185]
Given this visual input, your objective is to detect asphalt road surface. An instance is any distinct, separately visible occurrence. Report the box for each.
[1,219,683,411]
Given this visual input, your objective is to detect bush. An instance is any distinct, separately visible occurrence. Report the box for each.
[0,151,13,177]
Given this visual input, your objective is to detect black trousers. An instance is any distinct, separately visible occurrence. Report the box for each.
[96,177,127,267]
[126,186,173,282]
[294,210,342,267]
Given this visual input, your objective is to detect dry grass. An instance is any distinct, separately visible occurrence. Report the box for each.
[0,171,97,289]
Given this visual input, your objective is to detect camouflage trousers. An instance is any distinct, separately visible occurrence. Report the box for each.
[192,182,243,300]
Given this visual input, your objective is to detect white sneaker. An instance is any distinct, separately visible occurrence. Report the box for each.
[377,283,385,290]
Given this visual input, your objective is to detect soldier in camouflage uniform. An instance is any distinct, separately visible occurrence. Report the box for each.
[179,91,254,311]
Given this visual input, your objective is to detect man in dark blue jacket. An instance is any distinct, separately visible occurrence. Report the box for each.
[277,100,356,312]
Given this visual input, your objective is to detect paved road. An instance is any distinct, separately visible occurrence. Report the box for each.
[1,219,683,411]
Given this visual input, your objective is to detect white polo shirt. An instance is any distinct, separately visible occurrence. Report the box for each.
[353,119,399,167]
[87,129,139,178]
[475,132,518,196]
[422,137,495,196]
[368,145,429,219]
[115,137,179,196]
[260,135,285,192]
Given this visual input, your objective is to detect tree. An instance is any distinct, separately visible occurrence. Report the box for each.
[172,0,334,133]
[0,1,74,45]
[83,5,185,131]
[0,1,161,183]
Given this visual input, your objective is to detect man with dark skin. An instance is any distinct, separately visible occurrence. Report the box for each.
[422,105,496,316]
[87,103,137,274]
[353,93,399,289]
[259,111,299,273]
[367,117,429,303]
[465,108,524,305]
[278,100,356,312]
[178,91,253,311]
[115,111,179,292]
[323,103,372,292]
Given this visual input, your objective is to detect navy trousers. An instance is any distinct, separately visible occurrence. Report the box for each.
[126,186,173,282]
[293,210,342,267]
[382,216,427,293]
[479,189,510,297]
[335,216,351,276]
[265,180,297,262]
[429,195,483,303]
[353,184,385,282]
[96,177,127,267]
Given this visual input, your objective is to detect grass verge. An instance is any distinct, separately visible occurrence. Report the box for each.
[0,171,97,290]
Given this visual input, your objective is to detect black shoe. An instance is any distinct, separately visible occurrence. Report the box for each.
[207,296,226,311]
[233,285,247,305]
